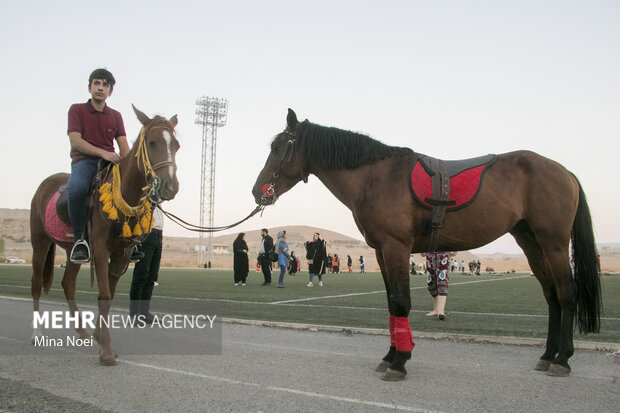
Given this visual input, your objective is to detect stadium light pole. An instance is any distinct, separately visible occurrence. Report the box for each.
[195,96,228,268]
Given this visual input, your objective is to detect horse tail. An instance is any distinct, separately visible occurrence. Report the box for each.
[571,176,601,334]
[42,243,56,294]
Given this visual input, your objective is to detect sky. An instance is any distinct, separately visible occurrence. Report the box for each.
[1,0,618,254]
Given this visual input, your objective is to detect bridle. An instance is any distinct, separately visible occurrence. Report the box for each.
[260,127,309,205]
[137,124,178,191]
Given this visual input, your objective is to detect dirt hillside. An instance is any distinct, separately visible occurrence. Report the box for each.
[2,208,619,272]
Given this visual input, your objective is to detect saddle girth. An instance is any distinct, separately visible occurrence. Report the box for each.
[427,158,454,252]
[409,153,498,252]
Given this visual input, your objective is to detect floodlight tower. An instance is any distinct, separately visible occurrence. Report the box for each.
[195,96,228,267]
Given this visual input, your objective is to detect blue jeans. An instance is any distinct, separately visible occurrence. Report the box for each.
[308,272,322,283]
[68,158,100,241]
[278,265,286,284]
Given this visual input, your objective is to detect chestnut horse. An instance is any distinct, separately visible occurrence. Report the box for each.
[252,109,601,381]
[30,106,179,365]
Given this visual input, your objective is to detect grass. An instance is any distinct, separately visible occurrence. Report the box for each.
[1,265,618,343]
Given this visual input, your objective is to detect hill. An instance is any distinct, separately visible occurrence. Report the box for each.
[2,208,620,272]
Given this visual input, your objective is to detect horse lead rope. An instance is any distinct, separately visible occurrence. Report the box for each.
[158,204,264,233]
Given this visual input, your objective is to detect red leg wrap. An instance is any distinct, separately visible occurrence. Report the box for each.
[393,316,415,352]
[389,315,396,347]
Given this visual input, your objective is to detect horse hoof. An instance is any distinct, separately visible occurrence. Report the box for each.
[381,368,407,381]
[99,354,118,366]
[547,363,571,377]
[375,360,391,373]
[534,359,551,371]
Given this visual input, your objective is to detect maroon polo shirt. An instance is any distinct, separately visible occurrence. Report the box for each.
[67,100,126,163]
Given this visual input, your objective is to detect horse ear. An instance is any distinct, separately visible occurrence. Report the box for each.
[132,104,151,125]
[169,115,178,128]
[286,108,298,131]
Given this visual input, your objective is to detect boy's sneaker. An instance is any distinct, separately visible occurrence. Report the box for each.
[306,282,313,287]
[319,281,324,287]
[70,240,90,263]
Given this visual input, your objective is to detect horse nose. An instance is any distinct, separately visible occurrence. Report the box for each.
[160,179,179,200]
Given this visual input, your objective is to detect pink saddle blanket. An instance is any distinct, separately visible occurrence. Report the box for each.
[45,191,74,243]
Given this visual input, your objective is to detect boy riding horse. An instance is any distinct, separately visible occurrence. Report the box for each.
[67,68,140,263]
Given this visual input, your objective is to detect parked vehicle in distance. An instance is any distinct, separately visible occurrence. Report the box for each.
[6,256,26,264]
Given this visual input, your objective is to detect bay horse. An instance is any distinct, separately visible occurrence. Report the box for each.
[30,106,179,365]
[252,109,601,381]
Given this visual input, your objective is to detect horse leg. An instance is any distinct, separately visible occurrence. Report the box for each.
[540,245,576,377]
[92,249,117,366]
[107,254,128,299]
[60,256,89,340]
[374,249,396,373]
[377,244,414,381]
[31,237,53,344]
[511,225,561,372]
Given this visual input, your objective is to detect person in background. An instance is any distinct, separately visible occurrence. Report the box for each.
[332,254,340,274]
[233,233,249,286]
[275,230,290,288]
[347,255,353,272]
[258,228,273,285]
[326,254,333,273]
[422,251,457,321]
[409,254,417,275]
[129,204,164,324]
[359,256,365,273]
[305,232,327,287]
[288,251,298,275]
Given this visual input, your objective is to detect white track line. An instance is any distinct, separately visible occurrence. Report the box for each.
[270,275,530,304]
[121,359,442,413]
[3,274,619,322]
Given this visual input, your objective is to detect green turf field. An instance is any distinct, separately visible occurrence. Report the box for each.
[1,265,618,342]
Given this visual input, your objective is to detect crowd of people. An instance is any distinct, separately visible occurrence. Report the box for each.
[230,228,368,288]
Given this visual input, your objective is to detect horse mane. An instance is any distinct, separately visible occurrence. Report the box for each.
[297,120,413,170]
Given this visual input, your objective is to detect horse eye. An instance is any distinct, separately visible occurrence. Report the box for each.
[149,141,156,147]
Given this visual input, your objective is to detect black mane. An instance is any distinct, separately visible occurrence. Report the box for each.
[297,120,413,170]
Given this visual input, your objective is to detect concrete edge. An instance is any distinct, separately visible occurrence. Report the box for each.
[3,296,617,353]
[221,317,619,353]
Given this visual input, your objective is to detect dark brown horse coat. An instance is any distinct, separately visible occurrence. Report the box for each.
[252,109,600,380]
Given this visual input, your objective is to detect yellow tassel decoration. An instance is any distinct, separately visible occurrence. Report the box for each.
[133,223,143,236]
[122,221,132,238]
[99,183,111,195]
[102,201,112,214]
[141,214,151,231]
[108,207,118,221]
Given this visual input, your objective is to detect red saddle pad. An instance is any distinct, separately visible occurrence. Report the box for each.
[409,156,494,211]
[45,191,74,243]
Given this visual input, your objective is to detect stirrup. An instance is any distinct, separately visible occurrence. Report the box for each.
[70,240,91,264]
[129,246,144,263]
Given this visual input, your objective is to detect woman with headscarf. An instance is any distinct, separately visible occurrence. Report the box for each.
[305,232,327,287]
[288,251,298,275]
[275,230,290,288]
[233,233,249,286]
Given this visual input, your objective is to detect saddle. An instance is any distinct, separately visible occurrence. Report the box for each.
[48,161,112,241]
[409,153,497,251]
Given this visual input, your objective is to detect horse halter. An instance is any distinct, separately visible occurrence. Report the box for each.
[260,127,309,205]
